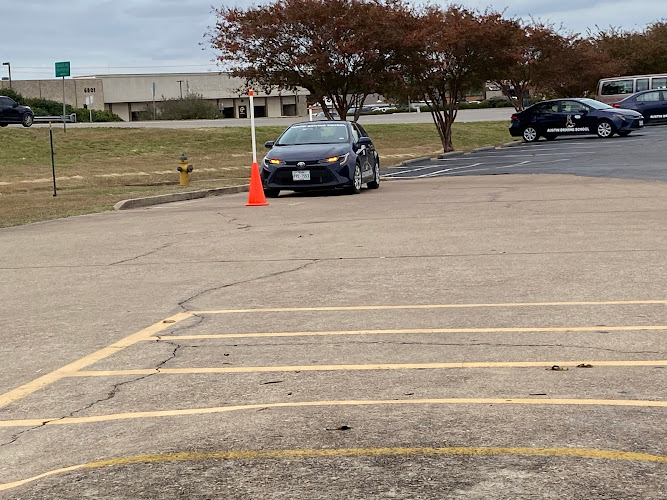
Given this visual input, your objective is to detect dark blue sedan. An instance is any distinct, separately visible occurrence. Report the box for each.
[509,98,643,142]
[613,89,667,123]
[261,121,380,197]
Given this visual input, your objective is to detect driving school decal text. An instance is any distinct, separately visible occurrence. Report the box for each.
[546,127,590,133]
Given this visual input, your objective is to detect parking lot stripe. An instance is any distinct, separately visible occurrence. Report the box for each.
[1,397,666,429]
[69,359,667,378]
[1,445,664,493]
[192,300,667,315]
[0,312,193,410]
[148,324,667,340]
[1,445,664,492]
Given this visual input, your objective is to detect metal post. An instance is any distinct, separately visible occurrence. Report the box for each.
[2,62,10,89]
[62,76,66,133]
[249,90,257,165]
[50,122,57,197]
[177,80,183,99]
[152,83,156,120]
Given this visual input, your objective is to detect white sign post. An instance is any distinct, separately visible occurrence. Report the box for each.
[85,95,94,122]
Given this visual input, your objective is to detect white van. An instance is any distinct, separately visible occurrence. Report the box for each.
[596,74,667,104]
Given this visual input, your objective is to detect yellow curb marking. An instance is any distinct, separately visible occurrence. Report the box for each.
[1,446,665,492]
[1,398,665,428]
[0,312,193,410]
[148,324,667,340]
[192,300,667,315]
[69,360,667,377]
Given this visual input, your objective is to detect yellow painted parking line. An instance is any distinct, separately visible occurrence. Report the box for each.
[0,312,193,410]
[1,446,665,492]
[69,359,667,378]
[1,397,666,428]
[147,324,667,340]
[192,300,667,315]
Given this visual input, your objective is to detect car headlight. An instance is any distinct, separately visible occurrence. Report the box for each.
[264,158,281,165]
[613,114,627,122]
[323,153,349,165]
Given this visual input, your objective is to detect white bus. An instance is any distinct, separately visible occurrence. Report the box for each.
[596,74,667,104]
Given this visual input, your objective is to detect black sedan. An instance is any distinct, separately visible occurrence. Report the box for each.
[509,98,643,142]
[613,89,667,123]
[261,121,380,197]
[0,96,34,127]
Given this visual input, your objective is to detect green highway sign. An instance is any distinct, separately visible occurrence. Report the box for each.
[55,61,70,78]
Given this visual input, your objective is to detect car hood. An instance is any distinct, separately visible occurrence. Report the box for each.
[606,108,642,118]
[266,143,350,161]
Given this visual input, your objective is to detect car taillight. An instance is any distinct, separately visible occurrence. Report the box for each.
[612,103,620,108]
[510,114,518,121]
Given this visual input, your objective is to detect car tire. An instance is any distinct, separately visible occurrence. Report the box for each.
[264,188,280,198]
[367,161,380,189]
[544,134,557,141]
[348,163,362,194]
[618,131,631,137]
[522,126,539,142]
[596,120,614,138]
[22,114,34,128]
[0,123,7,127]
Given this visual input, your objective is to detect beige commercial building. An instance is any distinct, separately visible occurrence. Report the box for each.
[1,72,309,122]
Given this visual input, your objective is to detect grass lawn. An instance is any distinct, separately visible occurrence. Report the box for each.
[0,121,512,227]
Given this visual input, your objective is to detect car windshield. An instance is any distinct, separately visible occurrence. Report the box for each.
[277,123,349,145]
[580,99,613,110]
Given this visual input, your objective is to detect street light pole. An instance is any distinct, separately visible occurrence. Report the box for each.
[2,62,10,89]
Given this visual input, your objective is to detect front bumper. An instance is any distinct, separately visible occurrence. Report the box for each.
[261,162,354,190]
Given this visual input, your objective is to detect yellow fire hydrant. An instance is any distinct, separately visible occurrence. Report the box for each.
[177,154,193,186]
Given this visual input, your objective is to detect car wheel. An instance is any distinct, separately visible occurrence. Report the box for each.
[596,120,614,138]
[22,114,34,128]
[522,126,539,142]
[348,163,362,194]
[367,161,380,189]
[618,131,631,137]
[0,123,7,127]
[544,134,557,141]
[264,188,280,198]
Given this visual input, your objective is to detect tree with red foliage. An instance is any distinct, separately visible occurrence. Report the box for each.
[398,6,513,152]
[208,0,406,121]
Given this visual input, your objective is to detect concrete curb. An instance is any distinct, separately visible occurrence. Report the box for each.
[114,184,249,210]
[400,156,432,167]
[501,141,522,148]
[437,151,465,159]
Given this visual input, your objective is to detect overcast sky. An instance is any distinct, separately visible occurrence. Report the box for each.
[1,1,665,81]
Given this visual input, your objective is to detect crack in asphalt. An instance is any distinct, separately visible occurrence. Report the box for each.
[177,259,320,311]
[108,243,173,266]
[0,341,183,448]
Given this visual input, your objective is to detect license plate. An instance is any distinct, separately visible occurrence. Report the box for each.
[292,170,310,181]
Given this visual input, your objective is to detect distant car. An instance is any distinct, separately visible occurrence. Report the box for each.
[315,110,339,118]
[0,96,34,127]
[371,106,397,112]
[509,98,643,142]
[613,89,667,123]
[261,121,380,197]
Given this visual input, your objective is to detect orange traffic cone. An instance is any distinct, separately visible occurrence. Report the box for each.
[246,162,269,206]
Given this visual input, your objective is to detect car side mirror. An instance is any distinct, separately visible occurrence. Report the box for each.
[264,141,275,148]
[357,137,372,146]
[12,101,19,108]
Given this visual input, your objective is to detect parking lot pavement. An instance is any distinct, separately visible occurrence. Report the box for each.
[384,126,667,182]
[1,174,666,498]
